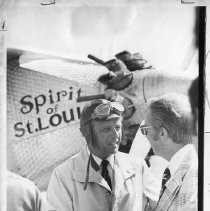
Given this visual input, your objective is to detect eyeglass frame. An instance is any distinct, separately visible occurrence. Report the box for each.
[140,120,153,136]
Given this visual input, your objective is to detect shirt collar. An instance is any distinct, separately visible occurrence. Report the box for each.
[86,146,114,169]
[168,144,194,176]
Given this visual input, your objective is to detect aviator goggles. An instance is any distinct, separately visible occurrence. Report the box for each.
[91,101,124,120]
[140,120,153,136]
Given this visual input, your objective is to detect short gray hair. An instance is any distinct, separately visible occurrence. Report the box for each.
[148,93,193,145]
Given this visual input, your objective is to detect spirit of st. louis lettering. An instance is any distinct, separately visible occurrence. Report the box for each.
[13,87,83,138]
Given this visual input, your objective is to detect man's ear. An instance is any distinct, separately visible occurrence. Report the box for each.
[160,127,168,141]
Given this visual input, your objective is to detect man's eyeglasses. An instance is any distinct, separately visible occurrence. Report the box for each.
[140,120,153,136]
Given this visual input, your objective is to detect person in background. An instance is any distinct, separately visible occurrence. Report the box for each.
[140,93,198,211]
[47,99,159,211]
[182,76,199,211]
[188,77,198,151]
[7,170,46,211]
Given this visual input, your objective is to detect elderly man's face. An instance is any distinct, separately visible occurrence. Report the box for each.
[91,118,122,159]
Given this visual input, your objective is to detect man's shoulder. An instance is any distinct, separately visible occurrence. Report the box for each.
[7,171,41,198]
[56,153,78,170]
[54,147,85,175]
[8,171,36,187]
[183,157,198,182]
[177,148,198,193]
[183,145,198,173]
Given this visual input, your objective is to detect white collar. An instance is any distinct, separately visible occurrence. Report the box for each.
[168,144,194,176]
[86,145,114,169]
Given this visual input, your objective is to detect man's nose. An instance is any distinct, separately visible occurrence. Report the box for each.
[111,128,119,137]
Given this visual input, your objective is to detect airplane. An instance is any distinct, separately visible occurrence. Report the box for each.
[7,48,195,191]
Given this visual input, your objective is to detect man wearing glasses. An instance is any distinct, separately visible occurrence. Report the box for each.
[47,99,159,211]
[140,93,198,211]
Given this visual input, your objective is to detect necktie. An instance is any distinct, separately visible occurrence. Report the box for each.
[101,160,112,190]
[159,167,171,199]
[144,147,154,167]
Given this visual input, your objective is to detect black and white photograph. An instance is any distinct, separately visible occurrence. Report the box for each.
[0,0,209,210]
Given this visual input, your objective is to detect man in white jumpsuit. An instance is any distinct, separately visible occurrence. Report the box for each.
[47,99,159,211]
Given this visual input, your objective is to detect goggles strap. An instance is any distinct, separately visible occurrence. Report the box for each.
[84,138,100,190]
[84,126,93,190]
[84,153,91,190]
[83,151,100,190]
[90,153,100,172]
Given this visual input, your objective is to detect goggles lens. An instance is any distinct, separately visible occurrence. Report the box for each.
[94,102,124,119]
